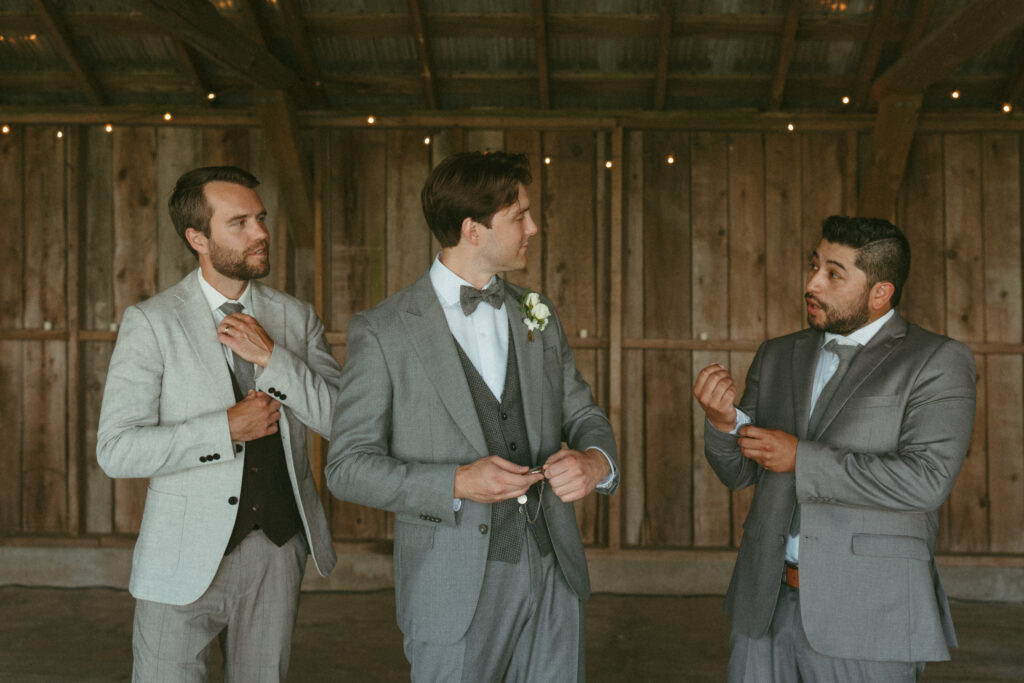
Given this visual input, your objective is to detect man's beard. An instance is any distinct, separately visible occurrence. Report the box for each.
[209,236,270,281]
[806,287,870,335]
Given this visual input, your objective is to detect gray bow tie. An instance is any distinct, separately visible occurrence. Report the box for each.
[460,280,504,316]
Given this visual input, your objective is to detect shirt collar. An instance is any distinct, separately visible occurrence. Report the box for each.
[823,307,895,348]
[196,268,253,315]
[428,255,498,308]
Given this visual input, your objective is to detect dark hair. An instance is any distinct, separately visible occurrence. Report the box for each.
[821,215,911,306]
[421,151,532,247]
[169,166,260,257]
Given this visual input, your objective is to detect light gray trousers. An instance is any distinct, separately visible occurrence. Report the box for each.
[132,530,307,683]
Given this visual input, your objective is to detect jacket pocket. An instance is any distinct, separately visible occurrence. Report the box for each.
[395,518,436,549]
[135,488,187,577]
[851,533,930,561]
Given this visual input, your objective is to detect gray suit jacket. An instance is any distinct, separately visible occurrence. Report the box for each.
[98,270,340,605]
[705,312,976,662]
[325,271,618,644]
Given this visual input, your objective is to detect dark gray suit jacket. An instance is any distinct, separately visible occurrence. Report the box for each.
[705,312,976,662]
[325,272,618,644]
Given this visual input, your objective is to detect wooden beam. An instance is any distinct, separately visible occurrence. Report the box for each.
[406,0,437,109]
[170,39,214,106]
[533,0,551,109]
[254,89,314,248]
[901,0,936,54]
[234,0,270,48]
[872,0,1024,100]
[127,0,299,91]
[852,0,897,108]
[277,0,329,108]
[767,0,801,111]
[1003,48,1024,108]
[653,0,674,110]
[32,0,105,105]
[858,93,922,220]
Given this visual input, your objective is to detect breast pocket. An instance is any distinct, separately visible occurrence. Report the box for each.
[832,395,901,451]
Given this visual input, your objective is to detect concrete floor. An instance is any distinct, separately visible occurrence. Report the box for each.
[1,587,1021,682]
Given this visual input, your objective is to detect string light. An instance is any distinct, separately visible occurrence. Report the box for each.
[105,123,113,133]
[1003,103,1013,114]
[423,136,431,145]
[206,92,216,101]
[951,90,960,100]
[163,112,172,121]
[604,160,613,169]
[841,96,850,105]
[56,130,63,138]
[787,123,795,132]
[367,115,376,125]
[666,155,675,164]
[543,156,551,165]
[1,124,9,135]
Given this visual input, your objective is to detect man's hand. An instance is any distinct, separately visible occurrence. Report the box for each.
[737,425,798,472]
[454,456,544,504]
[693,363,738,432]
[219,312,275,368]
[543,448,611,503]
[227,390,281,442]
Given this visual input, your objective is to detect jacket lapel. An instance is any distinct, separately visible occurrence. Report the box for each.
[250,281,287,350]
[811,313,907,438]
[401,273,488,457]
[174,271,236,407]
[506,285,544,459]
[791,330,820,439]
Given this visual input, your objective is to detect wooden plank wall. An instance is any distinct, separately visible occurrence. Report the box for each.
[1,123,1021,567]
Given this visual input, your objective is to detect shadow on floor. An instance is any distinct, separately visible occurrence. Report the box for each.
[1,587,1021,681]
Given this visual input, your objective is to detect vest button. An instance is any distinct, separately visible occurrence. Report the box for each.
[501,412,508,420]
[252,504,261,512]
[235,443,243,453]
[228,496,238,505]
[509,442,517,451]
[251,466,260,473]
[478,524,488,534]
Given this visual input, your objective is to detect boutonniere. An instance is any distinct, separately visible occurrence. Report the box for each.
[519,290,550,341]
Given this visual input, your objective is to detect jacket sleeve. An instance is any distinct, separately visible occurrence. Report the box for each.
[96,306,234,479]
[703,342,766,491]
[796,338,976,512]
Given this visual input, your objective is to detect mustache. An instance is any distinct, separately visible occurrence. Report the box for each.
[805,293,826,309]
[248,240,270,254]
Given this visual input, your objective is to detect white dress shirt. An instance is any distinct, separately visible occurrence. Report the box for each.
[732,308,895,564]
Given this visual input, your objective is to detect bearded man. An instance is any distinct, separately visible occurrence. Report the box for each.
[98,166,340,682]
[693,215,976,682]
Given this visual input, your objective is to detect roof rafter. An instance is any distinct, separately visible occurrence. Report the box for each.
[407,0,437,109]
[170,39,214,106]
[533,0,551,109]
[277,0,328,108]
[767,0,801,111]
[901,0,936,54]
[32,0,105,106]
[852,0,898,108]
[653,0,674,110]
[127,0,299,91]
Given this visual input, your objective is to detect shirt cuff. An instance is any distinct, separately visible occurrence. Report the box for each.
[587,446,617,491]
[453,498,462,512]
[730,409,752,435]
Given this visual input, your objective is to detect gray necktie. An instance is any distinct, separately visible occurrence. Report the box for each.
[219,301,254,393]
[460,280,504,315]
[790,339,860,549]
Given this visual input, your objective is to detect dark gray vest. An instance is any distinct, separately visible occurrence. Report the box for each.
[454,331,552,562]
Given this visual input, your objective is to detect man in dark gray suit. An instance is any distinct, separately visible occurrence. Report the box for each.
[325,151,618,682]
[693,216,976,681]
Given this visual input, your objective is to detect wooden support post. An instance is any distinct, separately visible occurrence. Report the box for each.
[255,89,315,248]
[859,93,922,220]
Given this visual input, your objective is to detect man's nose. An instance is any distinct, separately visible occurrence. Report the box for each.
[525,215,539,236]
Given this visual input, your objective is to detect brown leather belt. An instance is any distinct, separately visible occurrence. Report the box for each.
[784,562,799,589]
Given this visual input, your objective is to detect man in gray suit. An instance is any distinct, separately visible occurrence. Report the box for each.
[693,216,976,681]
[98,166,340,682]
[325,151,618,682]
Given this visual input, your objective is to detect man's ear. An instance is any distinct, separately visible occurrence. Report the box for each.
[869,281,895,312]
[460,216,480,246]
[185,227,208,255]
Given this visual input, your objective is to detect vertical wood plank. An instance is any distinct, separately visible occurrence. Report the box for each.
[386,129,432,296]
[987,356,1024,552]
[202,127,250,168]
[901,134,946,331]
[945,353,988,552]
[83,125,115,535]
[728,133,766,342]
[156,128,202,292]
[66,126,83,535]
[622,130,646,546]
[112,127,158,534]
[23,126,69,532]
[504,129,544,291]
[764,133,804,338]
[640,131,693,547]
[800,134,846,262]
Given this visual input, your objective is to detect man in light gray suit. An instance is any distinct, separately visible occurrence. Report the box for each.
[98,166,340,682]
[325,151,618,682]
[693,215,976,681]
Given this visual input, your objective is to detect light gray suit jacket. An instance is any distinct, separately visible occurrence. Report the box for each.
[325,272,619,644]
[98,270,340,605]
[705,312,976,663]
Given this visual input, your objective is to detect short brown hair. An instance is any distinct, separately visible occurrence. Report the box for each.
[421,151,532,247]
[169,166,260,257]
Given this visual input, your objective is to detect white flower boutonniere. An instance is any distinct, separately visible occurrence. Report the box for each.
[520,290,550,341]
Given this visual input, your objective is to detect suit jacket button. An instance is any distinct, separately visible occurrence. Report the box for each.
[479,524,488,534]
[212,453,220,460]
[269,387,276,394]
[200,455,207,462]
[228,496,238,505]
[279,393,287,400]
